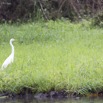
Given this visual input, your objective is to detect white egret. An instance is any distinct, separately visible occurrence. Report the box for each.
[1,38,15,70]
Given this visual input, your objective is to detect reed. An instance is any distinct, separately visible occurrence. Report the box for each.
[0,20,103,95]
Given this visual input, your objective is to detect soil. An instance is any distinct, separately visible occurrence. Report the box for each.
[0,90,80,100]
[0,90,103,100]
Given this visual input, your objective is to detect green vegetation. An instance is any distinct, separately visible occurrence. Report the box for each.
[0,0,103,22]
[0,20,103,95]
[92,12,103,27]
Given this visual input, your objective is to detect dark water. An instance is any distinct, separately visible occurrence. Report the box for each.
[0,97,103,103]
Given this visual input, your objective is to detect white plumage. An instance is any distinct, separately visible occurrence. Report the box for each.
[1,38,15,70]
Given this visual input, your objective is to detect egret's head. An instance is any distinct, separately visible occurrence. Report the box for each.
[10,38,15,42]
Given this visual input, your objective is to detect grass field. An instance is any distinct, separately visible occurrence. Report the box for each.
[0,20,103,95]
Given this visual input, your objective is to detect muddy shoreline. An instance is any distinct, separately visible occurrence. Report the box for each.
[0,90,103,100]
[0,90,81,100]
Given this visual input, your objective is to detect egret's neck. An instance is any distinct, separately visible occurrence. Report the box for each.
[10,41,14,55]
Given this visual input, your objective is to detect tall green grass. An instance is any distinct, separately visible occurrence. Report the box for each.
[0,20,103,95]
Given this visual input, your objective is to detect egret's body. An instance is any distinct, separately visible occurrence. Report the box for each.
[1,38,15,70]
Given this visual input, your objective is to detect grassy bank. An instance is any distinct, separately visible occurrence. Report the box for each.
[0,20,103,95]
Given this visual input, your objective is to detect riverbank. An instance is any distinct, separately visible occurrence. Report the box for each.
[0,90,103,100]
[0,20,103,97]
